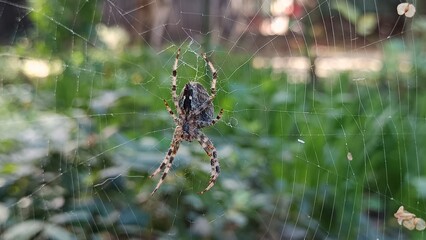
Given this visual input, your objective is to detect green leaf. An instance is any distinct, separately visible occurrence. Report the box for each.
[43,223,75,240]
[332,0,359,24]
[49,211,92,224]
[2,220,44,240]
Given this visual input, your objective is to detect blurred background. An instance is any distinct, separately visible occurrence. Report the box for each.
[1,0,426,239]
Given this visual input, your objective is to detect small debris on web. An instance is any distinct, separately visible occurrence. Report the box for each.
[397,3,416,18]
[394,206,426,231]
[347,152,353,161]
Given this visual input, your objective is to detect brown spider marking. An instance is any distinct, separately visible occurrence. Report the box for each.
[150,49,224,195]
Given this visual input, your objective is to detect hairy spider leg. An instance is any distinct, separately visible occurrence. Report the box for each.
[202,53,217,97]
[172,48,182,115]
[149,136,178,179]
[150,127,182,195]
[163,99,179,124]
[197,108,224,128]
[190,53,220,117]
[152,140,180,195]
[196,131,220,194]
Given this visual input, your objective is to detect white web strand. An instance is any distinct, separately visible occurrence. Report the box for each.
[0,0,425,239]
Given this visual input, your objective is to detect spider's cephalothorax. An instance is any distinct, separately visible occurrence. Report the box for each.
[149,49,223,195]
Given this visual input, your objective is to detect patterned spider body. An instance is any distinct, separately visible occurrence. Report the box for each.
[179,82,214,141]
[150,49,223,195]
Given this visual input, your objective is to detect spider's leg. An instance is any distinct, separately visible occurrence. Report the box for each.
[197,108,224,128]
[202,53,217,99]
[149,142,173,179]
[172,48,182,115]
[163,99,179,124]
[151,141,180,195]
[150,127,182,195]
[196,131,220,194]
[188,54,218,118]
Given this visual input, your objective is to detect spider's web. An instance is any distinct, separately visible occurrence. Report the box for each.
[0,0,425,239]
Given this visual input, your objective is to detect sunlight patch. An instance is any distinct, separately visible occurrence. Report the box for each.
[96,24,130,51]
[21,59,63,79]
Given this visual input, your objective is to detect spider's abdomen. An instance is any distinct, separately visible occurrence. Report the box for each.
[179,82,214,122]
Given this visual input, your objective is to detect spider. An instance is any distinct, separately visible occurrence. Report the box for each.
[150,48,223,195]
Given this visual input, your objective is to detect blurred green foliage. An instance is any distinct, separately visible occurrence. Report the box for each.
[1,0,426,239]
[29,0,100,54]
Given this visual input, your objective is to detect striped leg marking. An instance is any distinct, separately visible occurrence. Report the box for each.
[202,53,217,98]
[150,127,182,195]
[196,131,220,194]
[163,99,179,124]
[189,53,218,118]
[172,48,182,115]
